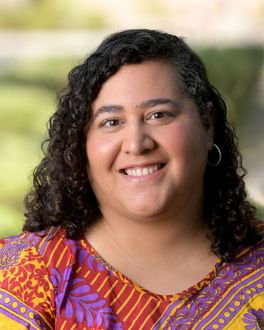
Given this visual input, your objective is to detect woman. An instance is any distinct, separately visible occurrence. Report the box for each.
[0,29,263,329]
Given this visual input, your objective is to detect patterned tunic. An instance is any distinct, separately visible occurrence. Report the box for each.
[0,224,264,329]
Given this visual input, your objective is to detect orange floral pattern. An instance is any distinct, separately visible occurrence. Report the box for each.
[0,223,264,329]
[0,232,55,329]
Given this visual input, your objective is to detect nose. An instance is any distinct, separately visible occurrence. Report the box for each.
[121,122,156,155]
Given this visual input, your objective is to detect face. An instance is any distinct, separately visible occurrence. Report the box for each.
[86,61,214,221]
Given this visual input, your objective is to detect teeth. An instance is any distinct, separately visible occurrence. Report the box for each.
[124,165,162,177]
[149,167,154,174]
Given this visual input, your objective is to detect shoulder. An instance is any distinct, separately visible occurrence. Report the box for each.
[0,226,67,269]
[0,230,44,272]
[229,219,264,277]
[0,227,67,329]
[0,226,77,287]
[213,219,264,292]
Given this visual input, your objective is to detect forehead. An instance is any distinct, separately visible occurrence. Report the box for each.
[92,60,183,110]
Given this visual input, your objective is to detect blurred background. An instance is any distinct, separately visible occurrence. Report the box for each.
[0,0,263,237]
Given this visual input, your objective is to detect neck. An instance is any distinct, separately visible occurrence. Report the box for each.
[86,200,210,266]
[85,197,218,295]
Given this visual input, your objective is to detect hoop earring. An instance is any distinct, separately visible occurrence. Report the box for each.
[208,144,222,166]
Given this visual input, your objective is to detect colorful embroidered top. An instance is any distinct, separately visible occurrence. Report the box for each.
[0,224,264,330]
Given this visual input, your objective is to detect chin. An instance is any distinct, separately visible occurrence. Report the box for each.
[125,202,166,220]
[121,191,175,219]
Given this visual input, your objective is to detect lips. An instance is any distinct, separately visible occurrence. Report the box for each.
[121,163,166,177]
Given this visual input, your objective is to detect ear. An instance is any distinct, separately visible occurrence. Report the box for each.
[203,102,215,150]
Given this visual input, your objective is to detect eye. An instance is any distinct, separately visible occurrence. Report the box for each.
[146,111,174,123]
[149,111,167,120]
[100,118,121,128]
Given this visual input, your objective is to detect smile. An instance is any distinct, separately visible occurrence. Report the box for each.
[122,164,166,177]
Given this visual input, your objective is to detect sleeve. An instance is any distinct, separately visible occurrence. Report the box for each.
[0,233,55,330]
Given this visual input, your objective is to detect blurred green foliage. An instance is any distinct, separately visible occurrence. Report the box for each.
[257,204,264,219]
[0,0,109,30]
[199,47,264,134]
[0,57,78,237]
[0,48,263,237]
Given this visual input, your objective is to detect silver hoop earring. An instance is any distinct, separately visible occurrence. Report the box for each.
[208,144,222,166]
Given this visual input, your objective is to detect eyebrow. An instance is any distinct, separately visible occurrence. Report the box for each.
[139,98,180,109]
[93,105,123,120]
[93,98,179,119]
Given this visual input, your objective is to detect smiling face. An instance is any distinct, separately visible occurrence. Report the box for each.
[86,60,214,222]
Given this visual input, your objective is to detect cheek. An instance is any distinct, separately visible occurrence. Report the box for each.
[162,122,208,161]
[86,134,120,172]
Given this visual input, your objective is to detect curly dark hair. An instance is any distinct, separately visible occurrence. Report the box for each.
[24,28,260,261]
